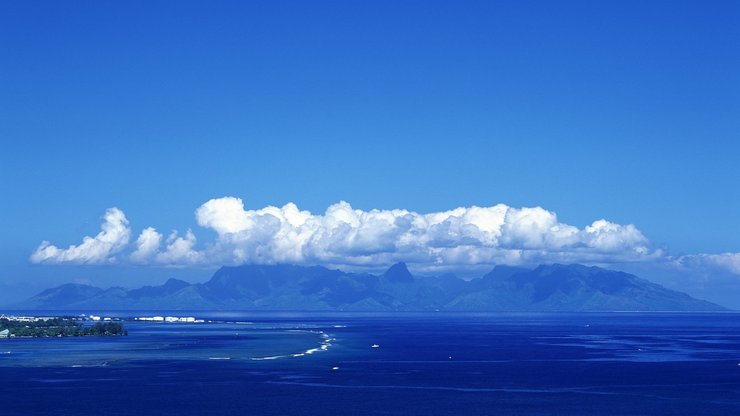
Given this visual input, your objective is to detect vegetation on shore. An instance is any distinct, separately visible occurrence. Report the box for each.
[0,317,127,337]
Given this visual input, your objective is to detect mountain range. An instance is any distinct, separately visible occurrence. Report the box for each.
[15,263,726,311]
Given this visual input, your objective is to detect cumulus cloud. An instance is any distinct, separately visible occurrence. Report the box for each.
[187,197,655,270]
[30,197,665,270]
[155,230,202,265]
[30,208,132,264]
[130,227,163,263]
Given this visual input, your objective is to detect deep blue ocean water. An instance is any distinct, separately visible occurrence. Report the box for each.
[1,312,740,415]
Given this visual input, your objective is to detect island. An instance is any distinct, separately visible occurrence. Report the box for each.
[0,316,127,338]
[15,263,726,312]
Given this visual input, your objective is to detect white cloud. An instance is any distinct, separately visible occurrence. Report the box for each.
[130,227,162,263]
[29,197,667,270]
[186,197,655,270]
[30,208,131,265]
[155,230,202,266]
[583,220,649,253]
[674,252,740,275]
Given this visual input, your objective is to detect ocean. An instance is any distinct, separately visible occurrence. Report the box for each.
[1,312,739,415]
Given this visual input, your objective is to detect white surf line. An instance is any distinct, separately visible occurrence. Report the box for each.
[251,354,289,361]
[251,330,335,361]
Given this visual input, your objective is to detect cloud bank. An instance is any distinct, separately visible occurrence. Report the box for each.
[30,197,673,272]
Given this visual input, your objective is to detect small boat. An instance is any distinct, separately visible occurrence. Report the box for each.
[371,344,380,348]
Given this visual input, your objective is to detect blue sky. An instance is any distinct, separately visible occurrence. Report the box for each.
[1,1,739,306]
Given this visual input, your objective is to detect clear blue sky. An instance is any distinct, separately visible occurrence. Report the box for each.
[1,1,739,305]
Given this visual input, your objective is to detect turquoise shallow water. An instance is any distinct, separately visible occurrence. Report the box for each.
[1,312,740,415]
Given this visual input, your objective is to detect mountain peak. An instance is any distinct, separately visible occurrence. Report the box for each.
[163,278,190,289]
[20,283,104,309]
[37,282,102,296]
[483,265,528,281]
[383,262,414,283]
